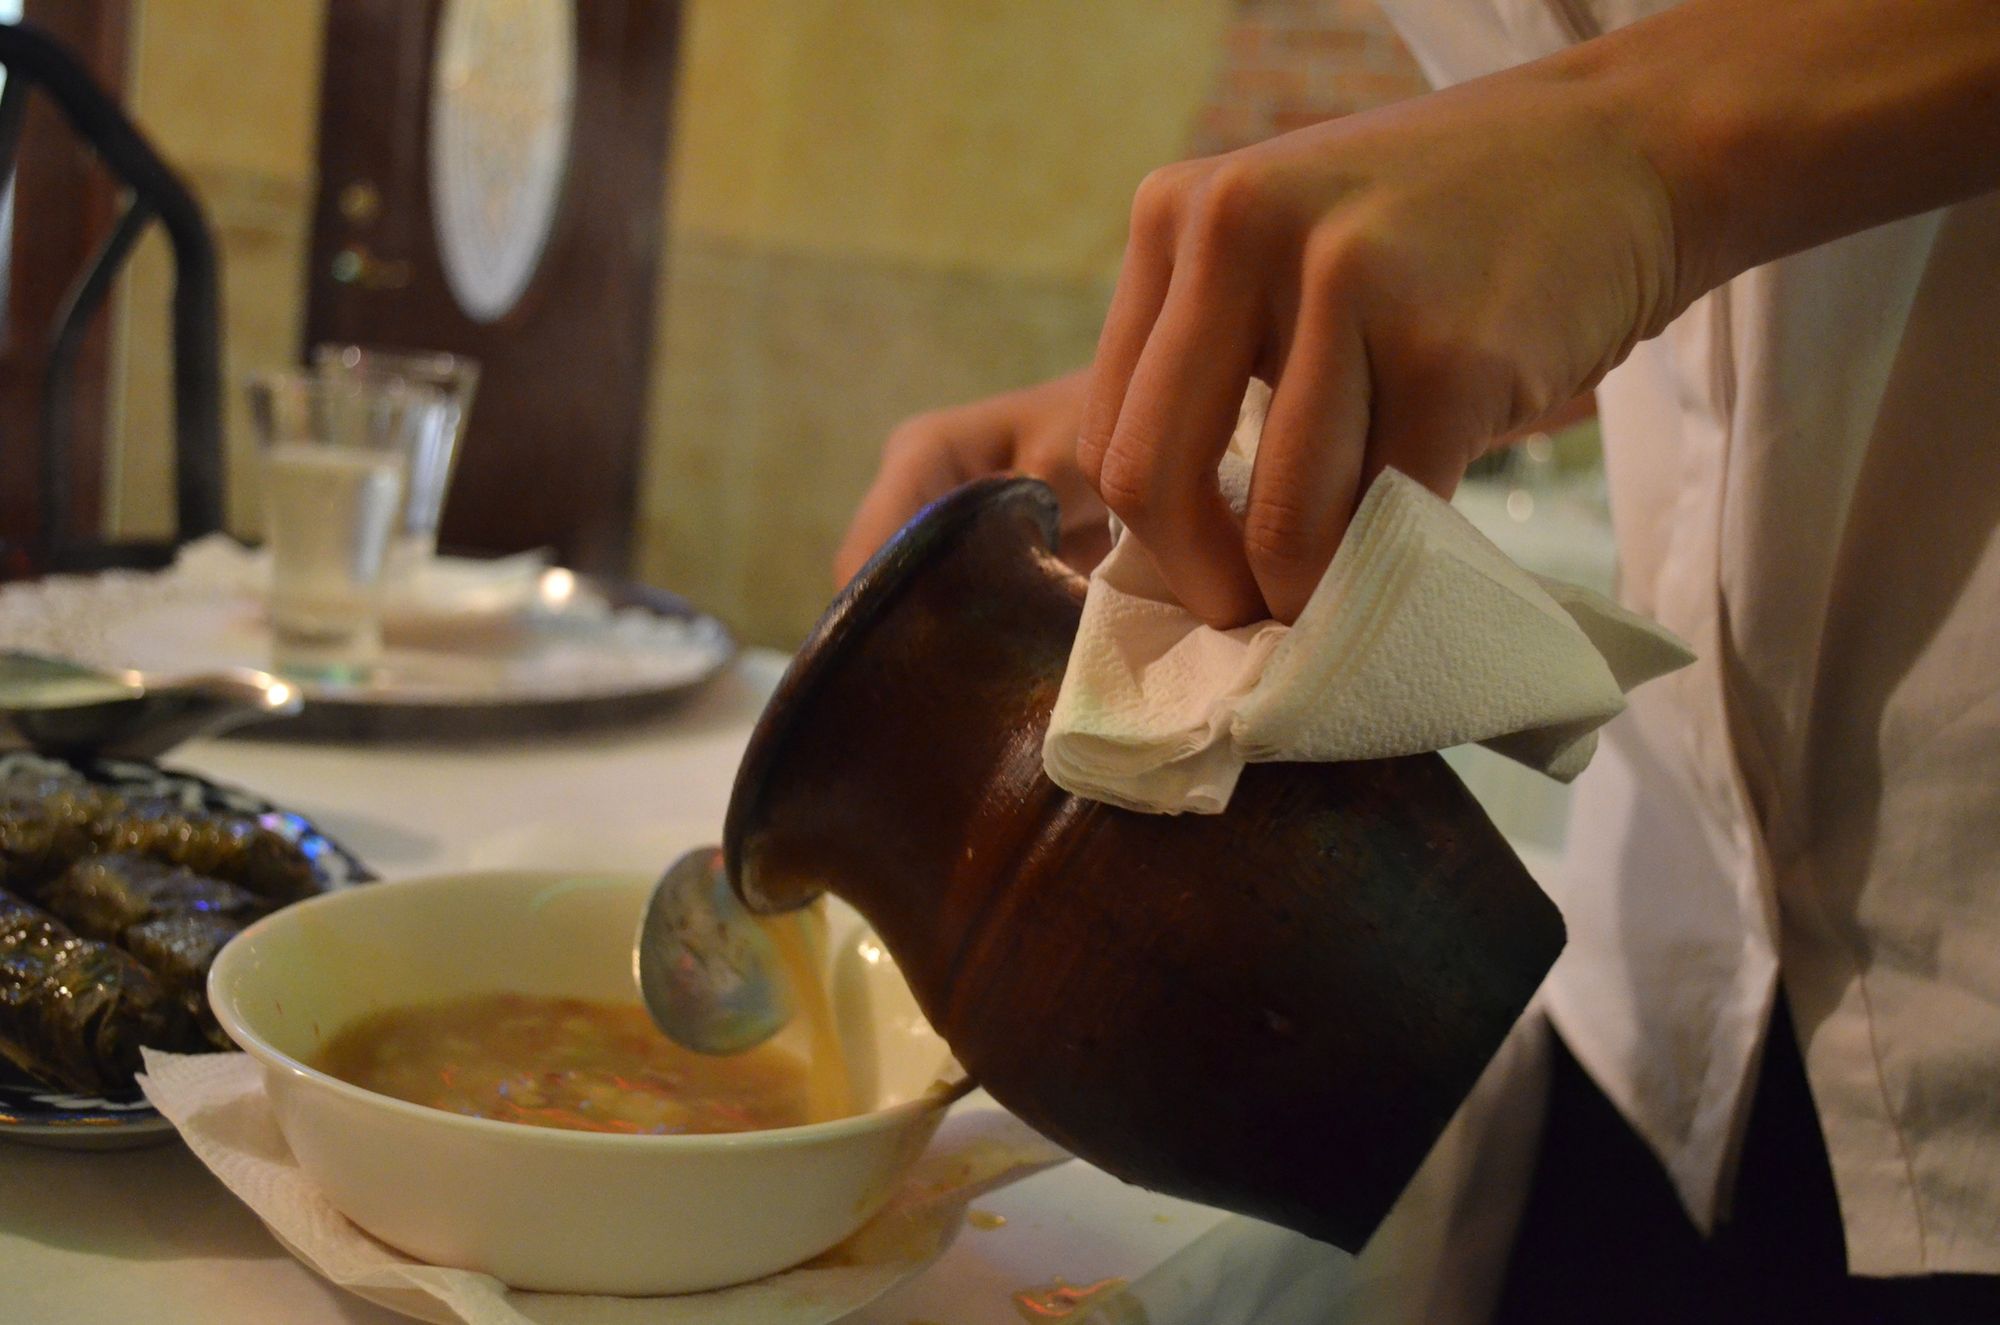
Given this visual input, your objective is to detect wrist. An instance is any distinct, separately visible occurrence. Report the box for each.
[1551,11,1754,316]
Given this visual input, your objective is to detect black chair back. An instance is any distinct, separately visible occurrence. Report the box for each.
[0,20,221,574]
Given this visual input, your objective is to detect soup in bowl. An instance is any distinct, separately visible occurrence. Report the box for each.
[207,869,965,1295]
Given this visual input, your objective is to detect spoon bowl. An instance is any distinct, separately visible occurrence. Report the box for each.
[0,651,300,760]
[634,845,794,1054]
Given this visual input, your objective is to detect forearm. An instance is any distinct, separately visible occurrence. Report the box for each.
[1567,0,2000,303]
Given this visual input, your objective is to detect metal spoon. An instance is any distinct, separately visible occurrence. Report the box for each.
[0,651,301,761]
[634,845,793,1054]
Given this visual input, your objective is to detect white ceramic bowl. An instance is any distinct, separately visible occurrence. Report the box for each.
[208,869,962,1295]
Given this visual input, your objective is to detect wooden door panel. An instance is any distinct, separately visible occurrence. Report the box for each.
[304,0,679,575]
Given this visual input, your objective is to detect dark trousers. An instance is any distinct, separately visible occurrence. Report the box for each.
[1492,1009,2000,1324]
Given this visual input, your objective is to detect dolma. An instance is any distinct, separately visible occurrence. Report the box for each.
[123,913,240,1050]
[0,887,187,1093]
[44,853,270,937]
[99,800,317,904]
[0,770,127,900]
[41,855,266,1051]
[0,767,119,813]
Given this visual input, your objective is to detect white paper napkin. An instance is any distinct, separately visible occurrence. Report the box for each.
[1043,383,1692,814]
[139,1051,1069,1325]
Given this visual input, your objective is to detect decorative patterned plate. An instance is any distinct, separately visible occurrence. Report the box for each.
[0,750,371,1148]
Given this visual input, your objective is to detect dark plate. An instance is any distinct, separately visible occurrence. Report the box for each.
[0,750,371,1147]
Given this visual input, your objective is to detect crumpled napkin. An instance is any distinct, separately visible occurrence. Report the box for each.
[139,1051,1069,1325]
[1043,383,1692,814]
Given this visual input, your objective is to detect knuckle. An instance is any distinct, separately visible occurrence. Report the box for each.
[1375,322,1471,397]
[1187,160,1266,252]
[1429,348,1525,437]
[1505,379,1558,433]
[1075,438,1106,490]
[1129,165,1190,247]
[1300,224,1380,299]
[1243,495,1329,580]
[1093,444,1161,526]
[1074,388,1124,490]
[1074,419,1111,487]
[1452,332,1549,428]
[881,413,945,460]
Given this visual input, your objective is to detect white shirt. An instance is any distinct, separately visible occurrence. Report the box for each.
[1383,0,2000,1276]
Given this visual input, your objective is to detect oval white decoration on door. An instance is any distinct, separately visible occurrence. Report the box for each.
[429,0,576,323]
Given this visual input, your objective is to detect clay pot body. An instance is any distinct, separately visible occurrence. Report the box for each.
[724,478,1563,1250]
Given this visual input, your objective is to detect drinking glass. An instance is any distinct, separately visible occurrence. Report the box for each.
[247,369,443,682]
[312,344,480,580]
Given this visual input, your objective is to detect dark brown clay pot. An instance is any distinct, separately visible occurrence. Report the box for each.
[724,477,1563,1250]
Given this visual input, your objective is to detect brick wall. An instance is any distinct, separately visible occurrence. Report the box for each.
[1192,0,1431,155]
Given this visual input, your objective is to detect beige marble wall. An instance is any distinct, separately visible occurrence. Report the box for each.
[640,236,1115,647]
[637,0,1232,647]
[666,0,1233,281]
[105,0,325,542]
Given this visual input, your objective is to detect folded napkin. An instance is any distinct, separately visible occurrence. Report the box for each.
[1043,383,1693,814]
[139,1051,1069,1325]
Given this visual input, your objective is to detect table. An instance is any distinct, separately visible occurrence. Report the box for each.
[0,650,1370,1324]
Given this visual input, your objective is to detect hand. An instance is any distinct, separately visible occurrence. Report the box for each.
[833,371,1111,586]
[1077,58,1685,627]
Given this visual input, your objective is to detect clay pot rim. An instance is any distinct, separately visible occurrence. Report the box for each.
[722,476,1061,913]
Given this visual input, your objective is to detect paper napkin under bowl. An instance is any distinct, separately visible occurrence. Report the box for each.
[1043,383,1692,815]
[139,1051,1068,1325]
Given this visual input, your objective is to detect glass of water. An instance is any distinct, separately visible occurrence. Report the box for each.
[312,344,480,581]
[246,370,444,682]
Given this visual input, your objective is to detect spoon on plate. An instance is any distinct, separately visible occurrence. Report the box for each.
[0,651,302,760]
[634,846,794,1054]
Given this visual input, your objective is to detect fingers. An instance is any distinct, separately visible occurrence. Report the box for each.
[1245,312,1371,623]
[1361,351,1497,503]
[834,374,1097,588]
[1036,451,1115,575]
[1085,167,1272,627]
[831,418,979,586]
[1096,272,1267,626]
[998,372,1109,571]
[1077,167,1184,494]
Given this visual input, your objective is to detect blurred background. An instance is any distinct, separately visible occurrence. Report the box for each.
[8,0,1454,648]
[0,0,1615,871]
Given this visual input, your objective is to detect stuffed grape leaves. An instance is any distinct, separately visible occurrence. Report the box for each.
[41,855,265,1052]
[122,913,240,1050]
[0,886,188,1093]
[43,853,269,936]
[0,755,360,1111]
[100,800,318,904]
[0,782,120,900]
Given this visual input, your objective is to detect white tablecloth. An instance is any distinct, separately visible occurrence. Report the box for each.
[0,649,1368,1324]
